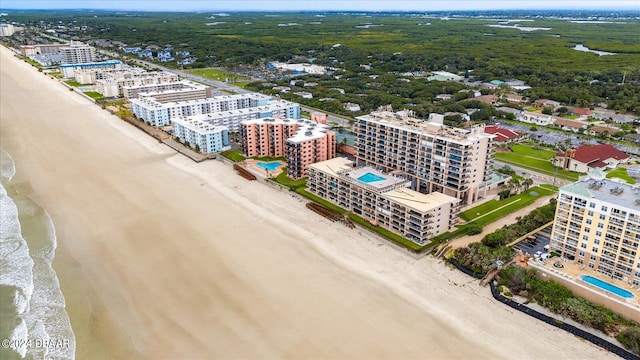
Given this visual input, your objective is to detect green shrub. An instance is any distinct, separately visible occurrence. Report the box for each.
[466,223,483,235]
[617,327,640,355]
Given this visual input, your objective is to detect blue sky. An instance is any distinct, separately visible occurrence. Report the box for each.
[1,1,638,11]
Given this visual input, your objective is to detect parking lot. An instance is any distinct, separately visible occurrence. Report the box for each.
[513,225,552,259]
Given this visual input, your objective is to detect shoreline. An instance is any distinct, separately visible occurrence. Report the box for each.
[0,45,619,359]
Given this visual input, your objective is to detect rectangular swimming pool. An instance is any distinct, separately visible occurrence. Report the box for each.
[581,275,634,299]
[357,172,386,183]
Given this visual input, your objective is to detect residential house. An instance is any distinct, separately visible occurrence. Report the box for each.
[484,125,522,143]
[554,118,587,132]
[534,99,561,110]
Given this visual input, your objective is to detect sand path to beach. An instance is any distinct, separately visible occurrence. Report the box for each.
[0,46,616,359]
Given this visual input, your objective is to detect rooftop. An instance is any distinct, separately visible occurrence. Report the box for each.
[287,121,333,143]
[357,109,493,144]
[561,173,640,211]
[171,117,229,134]
[310,158,460,212]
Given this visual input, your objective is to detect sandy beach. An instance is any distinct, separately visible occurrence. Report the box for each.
[0,46,618,359]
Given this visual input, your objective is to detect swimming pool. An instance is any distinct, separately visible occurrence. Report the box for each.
[581,275,634,299]
[257,161,282,171]
[357,172,386,183]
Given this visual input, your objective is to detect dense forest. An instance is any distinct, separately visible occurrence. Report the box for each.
[5,10,640,114]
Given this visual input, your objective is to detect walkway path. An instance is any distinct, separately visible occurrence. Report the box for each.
[448,195,555,249]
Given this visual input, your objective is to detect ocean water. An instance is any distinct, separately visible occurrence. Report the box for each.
[0,149,75,359]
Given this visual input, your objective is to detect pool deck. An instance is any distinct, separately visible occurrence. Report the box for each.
[526,256,640,321]
[242,159,286,179]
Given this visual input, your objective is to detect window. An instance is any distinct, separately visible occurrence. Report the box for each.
[597,223,604,229]
[594,239,600,245]
[582,235,589,241]
[601,206,608,212]
[589,203,596,208]
[590,255,596,261]
[599,214,606,220]
[589,263,595,269]
[579,251,585,257]
[596,231,602,237]
[586,219,592,225]
[592,247,598,253]
[581,243,587,249]
[588,211,594,216]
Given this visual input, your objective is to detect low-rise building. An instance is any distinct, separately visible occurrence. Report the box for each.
[60,60,122,79]
[308,157,460,244]
[554,118,587,132]
[518,110,557,126]
[484,125,522,143]
[172,117,230,154]
[553,144,629,173]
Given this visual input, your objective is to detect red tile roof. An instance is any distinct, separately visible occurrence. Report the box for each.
[572,107,593,116]
[557,144,628,168]
[484,125,521,142]
[554,118,585,129]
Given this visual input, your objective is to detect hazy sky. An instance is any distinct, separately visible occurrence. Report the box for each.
[1,0,638,11]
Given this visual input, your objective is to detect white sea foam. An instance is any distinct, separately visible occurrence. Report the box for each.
[0,149,75,359]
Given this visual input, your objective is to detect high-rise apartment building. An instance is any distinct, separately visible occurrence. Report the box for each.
[59,41,97,64]
[240,118,336,179]
[355,108,494,204]
[550,171,640,285]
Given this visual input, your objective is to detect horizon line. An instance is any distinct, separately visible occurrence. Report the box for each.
[1,7,639,12]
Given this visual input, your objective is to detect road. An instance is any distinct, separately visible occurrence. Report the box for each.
[493,159,569,187]
[95,48,357,127]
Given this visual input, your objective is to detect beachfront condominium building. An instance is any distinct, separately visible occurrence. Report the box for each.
[308,157,460,244]
[240,117,336,179]
[0,23,15,37]
[131,93,300,128]
[20,43,66,56]
[355,108,494,205]
[124,80,214,100]
[240,117,303,158]
[286,121,336,179]
[60,41,97,64]
[550,170,640,285]
[60,60,122,79]
[172,117,230,154]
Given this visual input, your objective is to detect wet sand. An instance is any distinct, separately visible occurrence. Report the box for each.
[0,46,617,359]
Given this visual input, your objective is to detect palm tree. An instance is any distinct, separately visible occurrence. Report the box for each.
[523,178,534,191]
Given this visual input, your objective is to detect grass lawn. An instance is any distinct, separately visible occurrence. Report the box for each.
[606,168,636,184]
[254,156,285,162]
[509,144,556,160]
[83,91,104,100]
[460,186,557,226]
[295,188,347,214]
[272,169,306,190]
[220,149,246,162]
[560,114,580,119]
[494,153,580,181]
[65,80,82,87]
[186,68,248,84]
